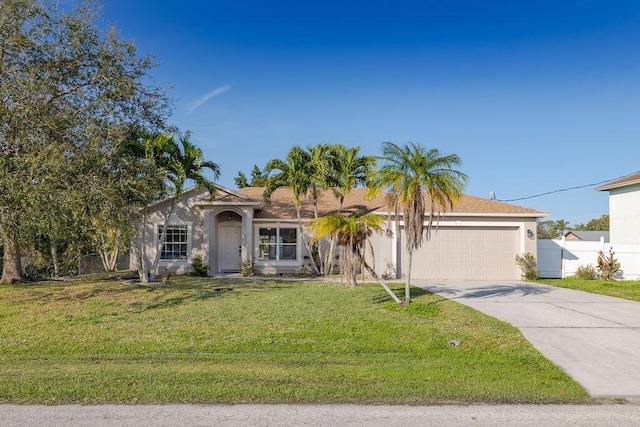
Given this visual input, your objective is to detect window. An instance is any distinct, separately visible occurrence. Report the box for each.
[159,225,188,261]
[258,227,297,261]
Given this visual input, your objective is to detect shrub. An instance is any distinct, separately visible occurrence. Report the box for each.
[189,255,209,277]
[574,264,597,280]
[515,252,539,280]
[240,260,255,277]
[596,248,621,281]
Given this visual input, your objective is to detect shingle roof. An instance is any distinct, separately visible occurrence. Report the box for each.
[595,172,640,191]
[564,230,610,242]
[235,187,545,219]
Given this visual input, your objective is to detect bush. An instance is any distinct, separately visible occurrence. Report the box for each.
[597,248,621,281]
[515,253,539,280]
[189,255,209,277]
[574,264,597,280]
[240,260,254,277]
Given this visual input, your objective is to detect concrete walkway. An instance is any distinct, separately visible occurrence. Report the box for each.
[415,280,640,398]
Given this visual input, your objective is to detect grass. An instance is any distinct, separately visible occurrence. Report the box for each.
[535,278,640,302]
[0,275,589,404]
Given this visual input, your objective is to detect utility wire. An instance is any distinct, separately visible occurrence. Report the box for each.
[497,171,640,202]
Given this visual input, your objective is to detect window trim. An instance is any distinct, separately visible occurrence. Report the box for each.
[256,225,300,263]
[157,223,192,263]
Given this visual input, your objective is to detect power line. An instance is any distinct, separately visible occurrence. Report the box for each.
[497,171,640,202]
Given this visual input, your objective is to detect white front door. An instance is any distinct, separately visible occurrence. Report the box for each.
[219,225,242,272]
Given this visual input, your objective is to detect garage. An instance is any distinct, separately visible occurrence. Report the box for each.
[400,226,520,280]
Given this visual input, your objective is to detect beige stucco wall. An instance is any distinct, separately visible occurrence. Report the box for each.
[609,184,640,244]
[132,189,540,280]
[365,215,539,280]
[130,191,209,276]
[130,189,256,276]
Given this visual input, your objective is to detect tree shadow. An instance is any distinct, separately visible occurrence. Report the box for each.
[371,284,442,304]
[420,283,553,301]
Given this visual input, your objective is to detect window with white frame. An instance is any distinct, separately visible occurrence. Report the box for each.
[158,225,189,261]
[258,227,297,261]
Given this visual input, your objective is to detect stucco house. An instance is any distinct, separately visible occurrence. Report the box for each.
[595,172,640,245]
[132,185,545,281]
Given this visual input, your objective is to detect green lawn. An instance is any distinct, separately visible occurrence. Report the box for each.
[536,278,640,302]
[0,275,588,404]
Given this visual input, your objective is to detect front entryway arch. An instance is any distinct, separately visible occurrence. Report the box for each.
[214,210,244,273]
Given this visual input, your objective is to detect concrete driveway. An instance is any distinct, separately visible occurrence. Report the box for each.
[415,280,640,399]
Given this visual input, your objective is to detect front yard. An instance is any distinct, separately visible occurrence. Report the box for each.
[535,278,640,302]
[0,275,588,404]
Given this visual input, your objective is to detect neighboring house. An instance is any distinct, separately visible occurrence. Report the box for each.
[595,172,640,245]
[564,230,610,243]
[132,185,545,281]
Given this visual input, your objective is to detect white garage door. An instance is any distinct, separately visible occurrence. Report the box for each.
[400,227,519,280]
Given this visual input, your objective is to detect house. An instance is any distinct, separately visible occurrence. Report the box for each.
[564,230,610,243]
[595,172,640,245]
[132,185,545,281]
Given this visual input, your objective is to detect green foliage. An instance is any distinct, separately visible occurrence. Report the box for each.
[189,256,209,277]
[536,277,640,302]
[369,141,467,303]
[234,171,249,188]
[596,248,621,281]
[0,0,171,283]
[235,165,268,188]
[515,253,539,280]
[574,264,597,280]
[573,215,610,231]
[240,260,255,277]
[537,219,571,239]
[0,276,587,403]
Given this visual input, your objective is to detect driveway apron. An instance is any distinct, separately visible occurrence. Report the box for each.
[415,280,640,398]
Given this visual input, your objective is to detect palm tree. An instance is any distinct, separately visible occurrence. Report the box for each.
[264,146,320,274]
[306,144,333,274]
[311,210,401,304]
[148,134,220,281]
[369,142,467,304]
[324,144,376,274]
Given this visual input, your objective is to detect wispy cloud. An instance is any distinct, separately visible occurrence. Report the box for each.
[186,84,232,114]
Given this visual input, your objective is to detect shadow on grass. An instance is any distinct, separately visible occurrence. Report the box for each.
[419,282,553,301]
[123,278,300,311]
[371,285,442,304]
[3,276,298,308]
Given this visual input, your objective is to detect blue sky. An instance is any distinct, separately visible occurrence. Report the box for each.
[101,0,640,226]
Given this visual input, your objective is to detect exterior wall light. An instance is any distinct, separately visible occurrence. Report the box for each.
[527,229,535,239]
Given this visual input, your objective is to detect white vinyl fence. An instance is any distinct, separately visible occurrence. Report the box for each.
[538,238,640,280]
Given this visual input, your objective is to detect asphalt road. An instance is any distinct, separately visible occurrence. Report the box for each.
[2,403,640,426]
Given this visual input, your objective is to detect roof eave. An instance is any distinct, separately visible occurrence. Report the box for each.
[595,179,640,191]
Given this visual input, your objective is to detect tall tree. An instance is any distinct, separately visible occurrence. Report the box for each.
[369,142,467,304]
[324,144,375,274]
[235,165,269,188]
[264,146,320,274]
[573,214,609,231]
[147,135,220,281]
[0,0,171,283]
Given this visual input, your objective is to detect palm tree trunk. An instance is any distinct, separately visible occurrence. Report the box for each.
[325,196,344,276]
[313,196,325,275]
[405,250,413,305]
[296,207,320,275]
